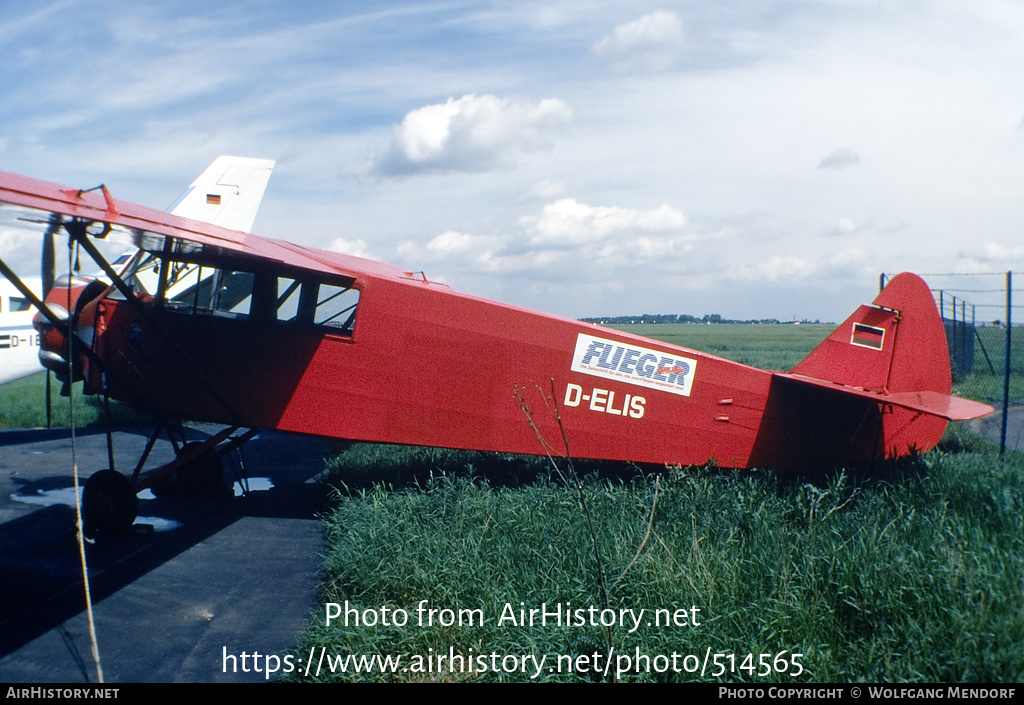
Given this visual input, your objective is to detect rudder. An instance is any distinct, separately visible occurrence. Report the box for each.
[791,273,951,397]
[784,273,960,460]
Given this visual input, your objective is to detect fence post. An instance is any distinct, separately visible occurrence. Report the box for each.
[1001,271,1012,457]
[961,298,968,378]
[952,296,959,377]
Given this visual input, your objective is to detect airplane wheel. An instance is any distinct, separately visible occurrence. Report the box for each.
[83,469,138,537]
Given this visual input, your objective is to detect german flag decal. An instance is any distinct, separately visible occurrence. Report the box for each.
[851,322,885,350]
[206,193,222,205]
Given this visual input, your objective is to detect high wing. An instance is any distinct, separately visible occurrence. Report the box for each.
[0,168,419,289]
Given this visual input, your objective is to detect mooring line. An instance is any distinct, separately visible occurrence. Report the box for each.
[66,236,104,683]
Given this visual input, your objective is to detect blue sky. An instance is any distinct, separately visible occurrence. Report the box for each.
[2,1,1023,322]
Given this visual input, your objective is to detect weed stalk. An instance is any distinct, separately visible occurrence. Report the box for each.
[514,379,617,673]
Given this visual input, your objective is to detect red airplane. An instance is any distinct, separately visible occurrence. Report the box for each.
[0,168,993,533]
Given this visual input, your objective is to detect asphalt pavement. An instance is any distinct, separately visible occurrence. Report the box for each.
[0,425,334,683]
[967,403,1024,454]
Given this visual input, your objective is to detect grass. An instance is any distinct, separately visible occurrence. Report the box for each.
[0,372,154,429]
[294,443,1024,682]
[606,322,833,371]
[953,326,1024,404]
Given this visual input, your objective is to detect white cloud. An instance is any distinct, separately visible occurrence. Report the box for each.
[397,197,694,281]
[592,10,686,72]
[818,148,860,170]
[956,241,1024,268]
[398,230,505,268]
[425,230,482,256]
[517,180,569,202]
[328,237,377,261]
[727,256,819,282]
[369,94,572,175]
[524,198,688,247]
[823,216,860,237]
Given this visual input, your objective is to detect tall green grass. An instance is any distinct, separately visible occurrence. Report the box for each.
[293,443,1024,682]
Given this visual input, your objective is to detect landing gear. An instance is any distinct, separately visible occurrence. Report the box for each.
[80,426,255,539]
[150,442,231,498]
[82,469,138,537]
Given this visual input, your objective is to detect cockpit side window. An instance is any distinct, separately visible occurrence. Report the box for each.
[126,254,360,336]
[275,277,302,322]
[312,282,359,332]
[273,277,359,335]
[213,270,255,316]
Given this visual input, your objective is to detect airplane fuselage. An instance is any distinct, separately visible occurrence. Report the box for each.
[0,165,991,473]
[0,281,44,386]
[81,270,773,467]
[74,255,944,470]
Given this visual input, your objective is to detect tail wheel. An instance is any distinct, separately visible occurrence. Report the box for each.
[83,469,138,536]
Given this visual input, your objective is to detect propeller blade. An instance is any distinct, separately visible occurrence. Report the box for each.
[41,212,61,297]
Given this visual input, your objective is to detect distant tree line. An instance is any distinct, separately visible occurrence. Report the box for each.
[579,313,822,325]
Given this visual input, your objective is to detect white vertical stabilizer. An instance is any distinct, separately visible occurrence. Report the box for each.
[167,156,276,233]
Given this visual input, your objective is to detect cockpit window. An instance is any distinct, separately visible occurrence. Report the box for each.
[275,277,302,322]
[272,277,358,334]
[115,251,360,336]
[10,296,32,312]
[312,283,359,331]
[213,270,254,316]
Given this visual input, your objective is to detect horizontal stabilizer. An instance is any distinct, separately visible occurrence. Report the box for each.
[775,372,994,421]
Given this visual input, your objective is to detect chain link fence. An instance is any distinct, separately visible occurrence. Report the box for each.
[882,272,1023,454]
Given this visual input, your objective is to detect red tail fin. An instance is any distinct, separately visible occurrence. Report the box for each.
[791,272,952,397]
[750,273,992,468]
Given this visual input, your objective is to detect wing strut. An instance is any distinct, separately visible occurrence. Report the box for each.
[64,219,245,426]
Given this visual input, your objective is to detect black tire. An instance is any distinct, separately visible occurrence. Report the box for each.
[83,469,138,536]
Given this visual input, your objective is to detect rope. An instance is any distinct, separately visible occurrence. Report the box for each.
[67,236,104,683]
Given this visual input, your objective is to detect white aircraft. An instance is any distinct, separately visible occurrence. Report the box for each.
[0,277,43,384]
[0,155,275,386]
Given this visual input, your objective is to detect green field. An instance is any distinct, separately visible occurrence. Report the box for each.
[298,439,1023,682]
[954,326,1024,405]
[606,322,832,370]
